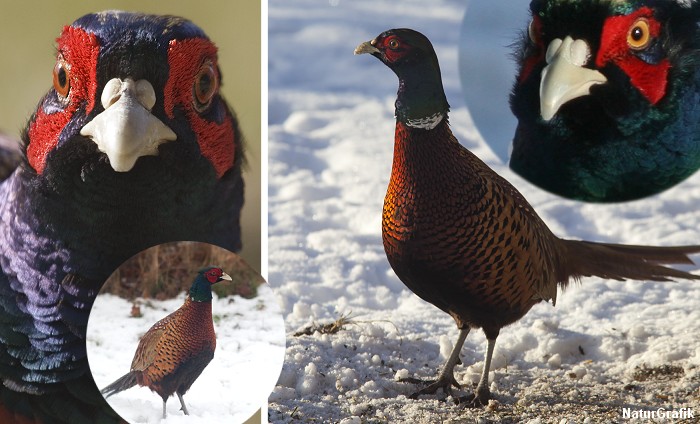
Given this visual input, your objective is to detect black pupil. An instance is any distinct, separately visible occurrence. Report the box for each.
[198,73,212,97]
[631,26,644,41]
[58,67,67,88]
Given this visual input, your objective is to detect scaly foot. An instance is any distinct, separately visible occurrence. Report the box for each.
[399,373,461,399]
[456,386,491,408]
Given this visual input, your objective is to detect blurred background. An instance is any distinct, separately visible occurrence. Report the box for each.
[0,0,262,273]
[459,0,529,162]
[101,241,265,300]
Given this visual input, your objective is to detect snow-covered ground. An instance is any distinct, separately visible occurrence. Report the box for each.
[268,0,700,422]
[87,284,285,424]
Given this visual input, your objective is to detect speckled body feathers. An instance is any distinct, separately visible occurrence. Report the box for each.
[101,297,216,402]
[383,119,700,340]
[383,121,562,337]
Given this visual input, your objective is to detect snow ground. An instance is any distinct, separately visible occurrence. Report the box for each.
[268,0,700,423]
[87,284,285,424]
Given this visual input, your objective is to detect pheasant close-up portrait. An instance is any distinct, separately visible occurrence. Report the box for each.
[510,0,700,202]
[0,6,257,423]
[356,27,700,406]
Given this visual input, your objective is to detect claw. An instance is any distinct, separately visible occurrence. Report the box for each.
[401,373,461,399]
[456,387,491,408]
[400,329,473,401]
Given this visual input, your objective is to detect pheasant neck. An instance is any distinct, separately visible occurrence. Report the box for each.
[189,278,214,302]
[394,63,449,130]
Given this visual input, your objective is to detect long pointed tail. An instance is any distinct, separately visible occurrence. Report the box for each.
[561,240,700,283]
[100,371,138,398]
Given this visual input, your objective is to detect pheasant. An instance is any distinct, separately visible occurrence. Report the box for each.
[509,0,700,202]
[0,132,20,182]
[101,267,231,418]
[355,28,700,406]
[0,11,243,423]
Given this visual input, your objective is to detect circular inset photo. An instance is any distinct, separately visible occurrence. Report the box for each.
[460,0,700,202]
[87,242,285,423]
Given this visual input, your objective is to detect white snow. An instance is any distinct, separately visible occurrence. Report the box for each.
[268,0,700,422]
[87,285,285,424]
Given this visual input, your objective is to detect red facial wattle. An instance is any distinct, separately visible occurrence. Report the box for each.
[27,26,100,174]
[380,35,410,63]
[596,7,670,105]
[164,38,235,178]
[205,268,222,283]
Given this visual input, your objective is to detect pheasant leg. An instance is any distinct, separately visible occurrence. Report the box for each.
[178,392,190,415]
[458,336,496,407]
[405,328,470,399]
[162,399,167,419]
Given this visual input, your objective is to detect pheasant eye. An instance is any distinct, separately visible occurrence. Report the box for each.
[193,60,219,112]
[627,18,651,50]
[528,16,542,45]
[388,38,400,50]
[52,57,71,99]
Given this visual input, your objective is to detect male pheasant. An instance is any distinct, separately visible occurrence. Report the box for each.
[101,267,231,418]
[355,28,700,406]
[510,0,700,201]
[0,12,244,423]
[0,132,20,182]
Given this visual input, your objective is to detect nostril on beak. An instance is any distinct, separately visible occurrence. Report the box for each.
[107,94,121,108]
[99,78,157,111]
[101,78,124,110]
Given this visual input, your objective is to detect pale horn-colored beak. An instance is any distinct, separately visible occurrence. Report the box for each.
[539,36,607,121]
[80,78,177,172]
[354,40,380,55]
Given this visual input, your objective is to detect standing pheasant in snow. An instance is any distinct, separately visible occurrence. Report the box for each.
[355,28,700,406]
[510,0,700,201]
[0,12,244,423]
[101,267,232,418]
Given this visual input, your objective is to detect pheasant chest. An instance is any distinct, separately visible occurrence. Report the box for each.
[382,123,489,280]
[381,122,557,325]
[167,300,217,353]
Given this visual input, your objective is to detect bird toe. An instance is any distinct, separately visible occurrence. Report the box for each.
[456,388,491,408]
[402,374,462,399]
